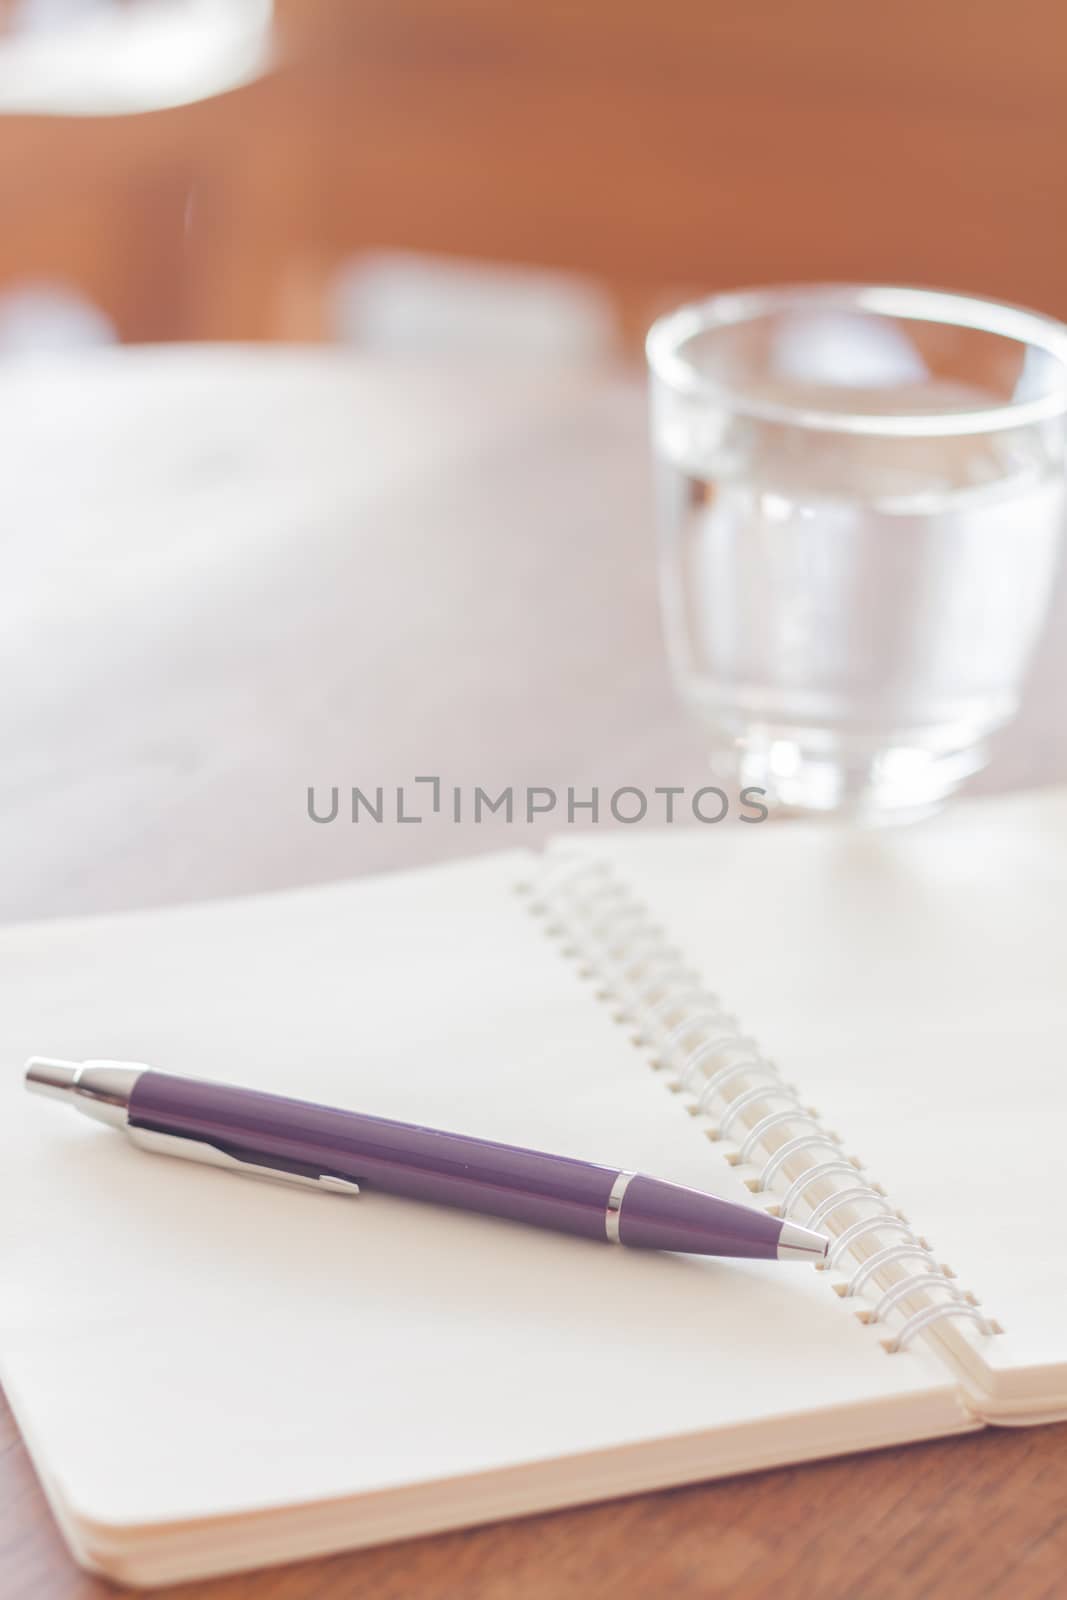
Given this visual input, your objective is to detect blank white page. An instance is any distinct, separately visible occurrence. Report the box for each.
[574,787,1067,1418]
[0,850,964,1554]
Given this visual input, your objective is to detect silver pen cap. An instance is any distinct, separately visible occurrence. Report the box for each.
[24,1057,143,1128]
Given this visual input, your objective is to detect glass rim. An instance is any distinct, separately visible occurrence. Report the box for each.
[645,283,1067,437]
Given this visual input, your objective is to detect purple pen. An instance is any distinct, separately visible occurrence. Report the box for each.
[24,1059,828,1262]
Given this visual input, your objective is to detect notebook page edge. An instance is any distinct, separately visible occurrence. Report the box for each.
[49,1389,979,1587]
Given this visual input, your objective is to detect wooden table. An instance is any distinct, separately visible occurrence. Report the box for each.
[3,351,1066,1598]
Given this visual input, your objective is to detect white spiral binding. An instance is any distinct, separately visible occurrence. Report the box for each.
[526,854,998,1356]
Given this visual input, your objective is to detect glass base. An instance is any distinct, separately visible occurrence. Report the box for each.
[710,733,991,824]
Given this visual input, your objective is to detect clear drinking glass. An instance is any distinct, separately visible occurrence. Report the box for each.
[647,285,1067,819]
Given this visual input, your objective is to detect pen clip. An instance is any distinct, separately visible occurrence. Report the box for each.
[127,1126,361,1197]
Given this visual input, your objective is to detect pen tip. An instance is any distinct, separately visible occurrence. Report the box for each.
[776,1219,830,1262]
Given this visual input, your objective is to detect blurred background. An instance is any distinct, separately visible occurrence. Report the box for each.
[1,0,1065,360]
[4,0,1067,927]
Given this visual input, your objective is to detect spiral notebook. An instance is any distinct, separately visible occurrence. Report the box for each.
[3,786,1067,1586]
